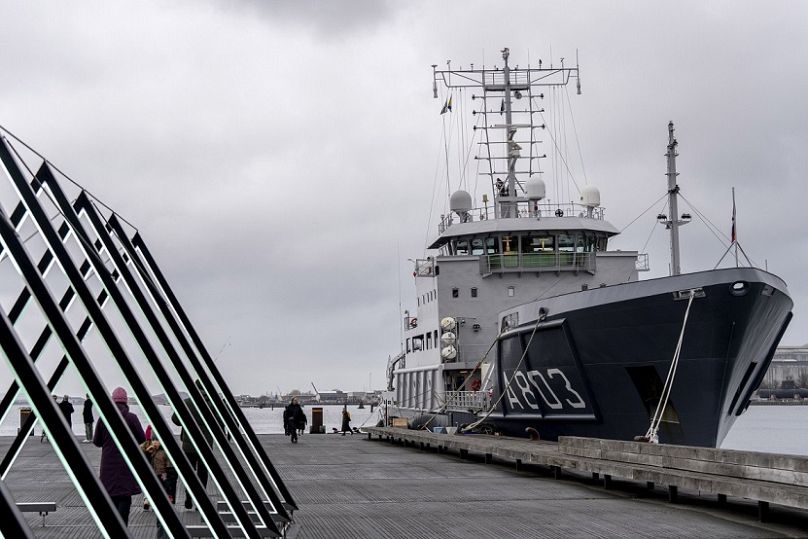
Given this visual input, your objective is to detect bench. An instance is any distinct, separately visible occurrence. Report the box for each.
[16,502,57,527]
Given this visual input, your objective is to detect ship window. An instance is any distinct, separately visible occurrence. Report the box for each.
[413,335,423,351]
[452,288,459,298]
[576,234,586,253]
[417,297,420,306]
[584,233,596,252]
[507,286,515,297]
[523,235,554,253]
[456,239,469,255]
[426,332,432,349]
[486,237,499,254]
[406,338,411,353]
[471,238,485,255]
[434,330,438,344]
[597,235,608,251]
[501,235,515,254]
[471,287,478,298]
[558,232,577,252]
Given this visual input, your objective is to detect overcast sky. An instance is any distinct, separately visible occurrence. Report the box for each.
[0,1,806,398]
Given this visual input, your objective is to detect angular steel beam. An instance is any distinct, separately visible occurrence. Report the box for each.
[123,224,297,511]
[72,190,283,536]
[0,260,129,538]
[0,138,190,539]
[38,166,268,538]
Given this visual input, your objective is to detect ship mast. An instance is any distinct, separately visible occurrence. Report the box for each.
[501,48,518,218]
[431,48,581,222]
[665,121,688,276]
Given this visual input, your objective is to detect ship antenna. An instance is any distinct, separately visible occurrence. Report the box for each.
[665,121,682,276]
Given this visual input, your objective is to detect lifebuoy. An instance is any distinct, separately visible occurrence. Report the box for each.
[409,317,418,328]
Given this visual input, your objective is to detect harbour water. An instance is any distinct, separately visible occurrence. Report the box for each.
[1,402,802,454]
[0,402,383,438]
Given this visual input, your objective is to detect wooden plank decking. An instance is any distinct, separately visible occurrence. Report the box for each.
[364,426,808,524]
[3,433,808,537]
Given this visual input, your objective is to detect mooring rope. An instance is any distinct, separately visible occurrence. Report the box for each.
[461,314,544,433]
[644,290,696,443]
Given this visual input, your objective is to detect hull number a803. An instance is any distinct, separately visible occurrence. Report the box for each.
[504,368,586,411]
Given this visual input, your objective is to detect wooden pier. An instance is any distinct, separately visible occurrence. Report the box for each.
[364,426,808,528]
[3,432,808,537]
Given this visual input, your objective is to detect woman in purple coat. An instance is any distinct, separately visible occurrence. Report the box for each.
[93,387,145,525]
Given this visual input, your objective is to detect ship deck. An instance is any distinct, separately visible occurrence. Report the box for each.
[3,433,808,537]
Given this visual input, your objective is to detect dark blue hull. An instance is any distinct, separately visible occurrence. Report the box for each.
[490,268,793,447]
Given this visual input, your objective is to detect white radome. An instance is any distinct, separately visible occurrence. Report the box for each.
[449,190,472,213]
[581,184,601,207]
[440,331,456,345]
[525,177,546,201]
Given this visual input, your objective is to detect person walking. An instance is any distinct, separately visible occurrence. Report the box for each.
[93,387,145,526]
[283,398,306,443]
[58,395,75,431]
[141,432,178,538]
[82,394,94,443]
[340,404,353,436]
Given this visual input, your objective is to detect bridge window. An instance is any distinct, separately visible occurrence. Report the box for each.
[471,238,485,255]
[501,235,515,254]
[471,287,478,298]
[406,338,411,353]
[452,288,459,298]
[523,235,554,253]
[558,232,577,252]
[456,239,469,255]
[486,237,499,254]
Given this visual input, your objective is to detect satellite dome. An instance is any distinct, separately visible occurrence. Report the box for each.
[449,190,472,213]
[440,345,457,360]
[581,185,601,207]
[440,331,456,345]
[525,177,546,201]
[440,317,457,332]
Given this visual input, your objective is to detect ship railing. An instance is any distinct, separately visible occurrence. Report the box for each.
[480,251,596,275]
[443,391,489,412]
[439,202,605,233]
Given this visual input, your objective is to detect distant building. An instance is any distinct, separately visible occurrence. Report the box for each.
[761,345,808,390]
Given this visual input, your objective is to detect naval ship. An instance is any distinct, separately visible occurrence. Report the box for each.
[384,48,793,447]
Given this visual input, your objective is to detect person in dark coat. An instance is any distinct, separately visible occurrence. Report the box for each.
[93,387,145,526]
[340,404,353,436]
[283,398,306,443]
[83,394,94,443]
[58,395,74,430]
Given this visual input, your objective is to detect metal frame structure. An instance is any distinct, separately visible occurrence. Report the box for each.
[0,132,294,537]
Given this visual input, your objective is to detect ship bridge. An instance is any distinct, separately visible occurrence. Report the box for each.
[429,201,622,276]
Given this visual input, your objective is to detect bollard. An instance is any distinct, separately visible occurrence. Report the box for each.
[310,407,324,434]
[19,407,33,436]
